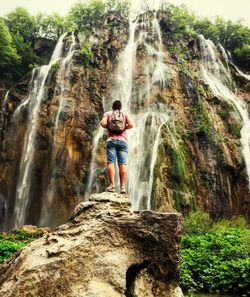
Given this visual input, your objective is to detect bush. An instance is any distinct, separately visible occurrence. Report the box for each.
[67,0,105,32]
[0,240,25,263]
[184,211,211,235]
[79,43,93,66]
[0,228,44,263]
[181,213,250,295]
[0,19,20,75]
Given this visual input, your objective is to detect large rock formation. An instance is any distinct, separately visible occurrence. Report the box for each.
[0,11,249,231]
[0,192,183,297]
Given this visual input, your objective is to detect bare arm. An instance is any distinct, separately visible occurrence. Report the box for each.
[126,116,134,129]
[100,116,108,128]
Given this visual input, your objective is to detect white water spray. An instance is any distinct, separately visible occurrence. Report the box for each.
[13,33,67,227]
[39,33,78,226]
[54,33,77,130]
[2,90,10,108]
[199,35,250,189]
[87,10,172,209]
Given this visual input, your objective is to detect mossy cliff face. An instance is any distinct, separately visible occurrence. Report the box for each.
[0,14,249,230]
[151,36,249,217]
[0,28,128,230]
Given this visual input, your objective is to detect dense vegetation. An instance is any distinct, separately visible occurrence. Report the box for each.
[0,7,67,81]
[0,228,45,263]
[181,211,250,296]
[163,4,250,70]
[0,0,249,82]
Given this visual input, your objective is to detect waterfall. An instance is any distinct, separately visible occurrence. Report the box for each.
[234,65,250,81]
[199,35,250,189]
[2,90,10,109]
[39,33,78,227]
[13,33,67,228]
[54,32,77,130]
[87,11,172,209]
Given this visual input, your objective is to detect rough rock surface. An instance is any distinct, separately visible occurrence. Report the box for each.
[1,14,249,231]
[0,192,184,297]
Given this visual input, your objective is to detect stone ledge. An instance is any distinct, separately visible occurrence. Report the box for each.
[0,192,184,297]
[89,192,131,205]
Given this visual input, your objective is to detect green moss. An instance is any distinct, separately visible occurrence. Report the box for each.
[184,210,211,235]
[189,101,212,137]
[228,122,242,138]
[167,45,188,59]
[51,60,60,73]
[171,144,187,183]
[218,110,228,120]
[79,43,93,67]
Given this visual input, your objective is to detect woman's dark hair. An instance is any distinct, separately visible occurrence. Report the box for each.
[112,100,122,110]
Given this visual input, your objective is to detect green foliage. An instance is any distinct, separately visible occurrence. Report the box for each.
[0,19,20,73]
[171,142,187,183]
[181,213,250,295]
[188,10,250,70]
[1,7,68,81]
[228,122,242,138]
[5,7,37,42]
[67,0,129,31]
[105,0,129,16]
[2,8,39,80]
[218,110,228,120]
[189,102,212,137]
[68,0,106,32]
[79,43,93,66]
[163,4,197,39]
[0,239,25,263]
[211,216,249,232]
[0,229,43,263]
[184,211,211,235]
[50,60,61,74]
[160,4,250,70]
[11,32,40,78]
[234,44,250,69]
[36,13,67,40]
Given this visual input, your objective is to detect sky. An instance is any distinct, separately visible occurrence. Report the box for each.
[0,0,249,26]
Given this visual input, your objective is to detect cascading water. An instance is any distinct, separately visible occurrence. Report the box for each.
[199,35,250,189]
[13,33,67,227]
[87,10,172,209]
[2,90,10,109]
[54,32,77,130]
[39,33,78,226]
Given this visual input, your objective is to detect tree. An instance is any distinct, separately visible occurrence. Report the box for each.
[68,0,106,31]
[234,45,250,69]
[0,19,20,74]
[5,7,37,42]
[10,32,40,79]
[36,13,67,40]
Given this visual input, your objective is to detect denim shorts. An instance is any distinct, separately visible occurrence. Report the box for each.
[106,139,128,165]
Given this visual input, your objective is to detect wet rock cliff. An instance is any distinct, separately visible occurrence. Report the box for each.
[0,192,183,297]
[0,11,249,231]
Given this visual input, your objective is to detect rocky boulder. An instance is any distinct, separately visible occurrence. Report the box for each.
[0,192,183,297]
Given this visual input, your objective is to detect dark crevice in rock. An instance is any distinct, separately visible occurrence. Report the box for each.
[125,260,150,297]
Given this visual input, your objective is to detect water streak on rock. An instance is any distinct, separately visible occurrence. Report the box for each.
[199,35,250,189]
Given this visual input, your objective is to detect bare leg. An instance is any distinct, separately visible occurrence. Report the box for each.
[119,164,127,189]
[107,163,115,186]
